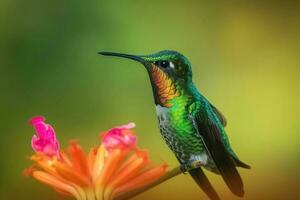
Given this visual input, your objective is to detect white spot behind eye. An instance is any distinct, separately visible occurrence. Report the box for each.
[169,61,175,69]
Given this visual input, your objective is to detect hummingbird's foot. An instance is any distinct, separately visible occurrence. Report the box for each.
[180,160,202,173]
[191,160,202,168]
[180,164,189,174]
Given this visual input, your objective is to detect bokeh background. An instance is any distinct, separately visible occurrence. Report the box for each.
[1,0,299,199]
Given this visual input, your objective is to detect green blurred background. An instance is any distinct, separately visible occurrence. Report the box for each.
[1,0,299,199]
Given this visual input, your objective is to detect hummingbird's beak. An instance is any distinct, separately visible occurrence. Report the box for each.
[98,52,148,66]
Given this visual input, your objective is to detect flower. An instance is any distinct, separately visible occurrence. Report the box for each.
[26,116,169,200]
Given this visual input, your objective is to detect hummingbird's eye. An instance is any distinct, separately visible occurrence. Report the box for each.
[155,60,170,68]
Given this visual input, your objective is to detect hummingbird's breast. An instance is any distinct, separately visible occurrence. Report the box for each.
[155,98,209,166]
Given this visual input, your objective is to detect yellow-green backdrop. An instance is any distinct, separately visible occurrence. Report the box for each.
[1,1,299,200]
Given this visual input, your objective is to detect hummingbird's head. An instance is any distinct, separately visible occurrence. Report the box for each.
[99,50,193,107]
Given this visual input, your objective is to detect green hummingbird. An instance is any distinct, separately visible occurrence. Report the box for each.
[99,50,250,200]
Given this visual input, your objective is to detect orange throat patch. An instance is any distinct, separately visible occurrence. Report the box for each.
[150,64,180,107]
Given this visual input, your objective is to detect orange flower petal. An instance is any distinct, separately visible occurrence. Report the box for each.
[95,149,120,186]
[53,160,91,187]
[31,155,57,175]
[67,141,91,178]
[112,151,138,176]
[95,148,126,200]
[60,151,73,167]
[54,187,72,197]
[23,166,36,177]
[104,151,148,200]
[31,153,88,199]
[32,171,81,200]
[114,163,168,196]
[87,147,97,175]
[109,150,149,187]
[91,145,105,181]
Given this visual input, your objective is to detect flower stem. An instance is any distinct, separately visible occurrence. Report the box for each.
[114,166,182,200]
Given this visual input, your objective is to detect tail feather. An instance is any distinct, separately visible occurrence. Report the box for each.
[216,156,245,197]
[189,168,221,200]
[232,157,251,169]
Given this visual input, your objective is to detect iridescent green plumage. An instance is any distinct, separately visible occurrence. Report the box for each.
[99,50,250,200]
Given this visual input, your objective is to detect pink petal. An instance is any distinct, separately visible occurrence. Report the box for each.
[102,122,137,151]
[29,116,60,157]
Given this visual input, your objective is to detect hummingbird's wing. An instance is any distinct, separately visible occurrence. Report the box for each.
[210,104,227,127]
[189,102,245,197]
[207,97,251,169]
[202,96,227,127]
[208,101,250,169]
